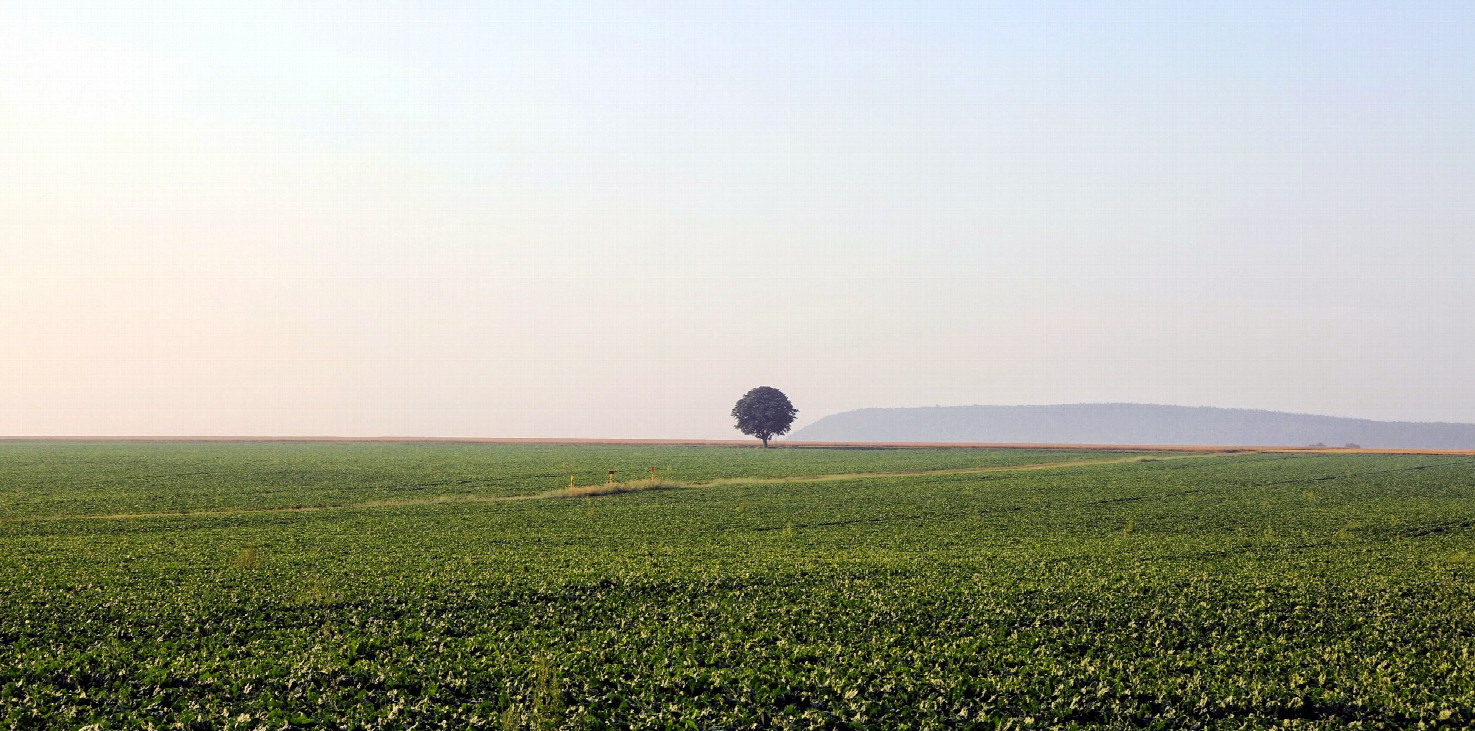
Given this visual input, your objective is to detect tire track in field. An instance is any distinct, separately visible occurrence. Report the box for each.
[692,453,1210,486]
[0,453,1223,524]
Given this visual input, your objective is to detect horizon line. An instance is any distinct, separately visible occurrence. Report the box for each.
[2,436,1472,456]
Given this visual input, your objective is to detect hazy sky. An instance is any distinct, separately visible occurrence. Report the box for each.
[3,2,1474,437]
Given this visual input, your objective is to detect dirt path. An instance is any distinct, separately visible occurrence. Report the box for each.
[2,453,1220,524]
[687,453,1202,487]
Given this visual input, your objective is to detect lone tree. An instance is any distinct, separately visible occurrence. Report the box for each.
[731,386,798,448]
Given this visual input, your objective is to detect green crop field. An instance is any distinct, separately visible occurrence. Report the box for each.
[2,442,1473,730]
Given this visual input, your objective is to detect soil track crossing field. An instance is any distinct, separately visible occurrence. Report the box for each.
[0,452,1211,524]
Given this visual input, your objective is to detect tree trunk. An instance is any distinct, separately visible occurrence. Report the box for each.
[761,436,769,448]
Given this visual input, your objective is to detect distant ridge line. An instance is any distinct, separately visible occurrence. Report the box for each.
[1,435,1473,456]
[792,403,1475,450]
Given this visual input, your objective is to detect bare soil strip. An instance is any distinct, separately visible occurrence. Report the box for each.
[686,454,1199,486]
[4,454,1215,524]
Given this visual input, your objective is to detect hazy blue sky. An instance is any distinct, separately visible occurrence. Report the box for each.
[3,2,1473,437]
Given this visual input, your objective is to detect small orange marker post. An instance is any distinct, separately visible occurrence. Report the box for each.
[650,466,656,484]
[607,470,616,486]
[569,475,575,490]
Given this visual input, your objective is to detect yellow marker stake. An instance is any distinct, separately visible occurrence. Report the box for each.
[608,470,616,486]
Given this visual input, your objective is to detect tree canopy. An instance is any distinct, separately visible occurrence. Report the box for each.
[731,386,798,448]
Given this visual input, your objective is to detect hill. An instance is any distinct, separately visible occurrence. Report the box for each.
[791,403,1475,449]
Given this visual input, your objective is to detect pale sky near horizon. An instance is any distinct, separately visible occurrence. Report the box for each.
[3,2,1473,438]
